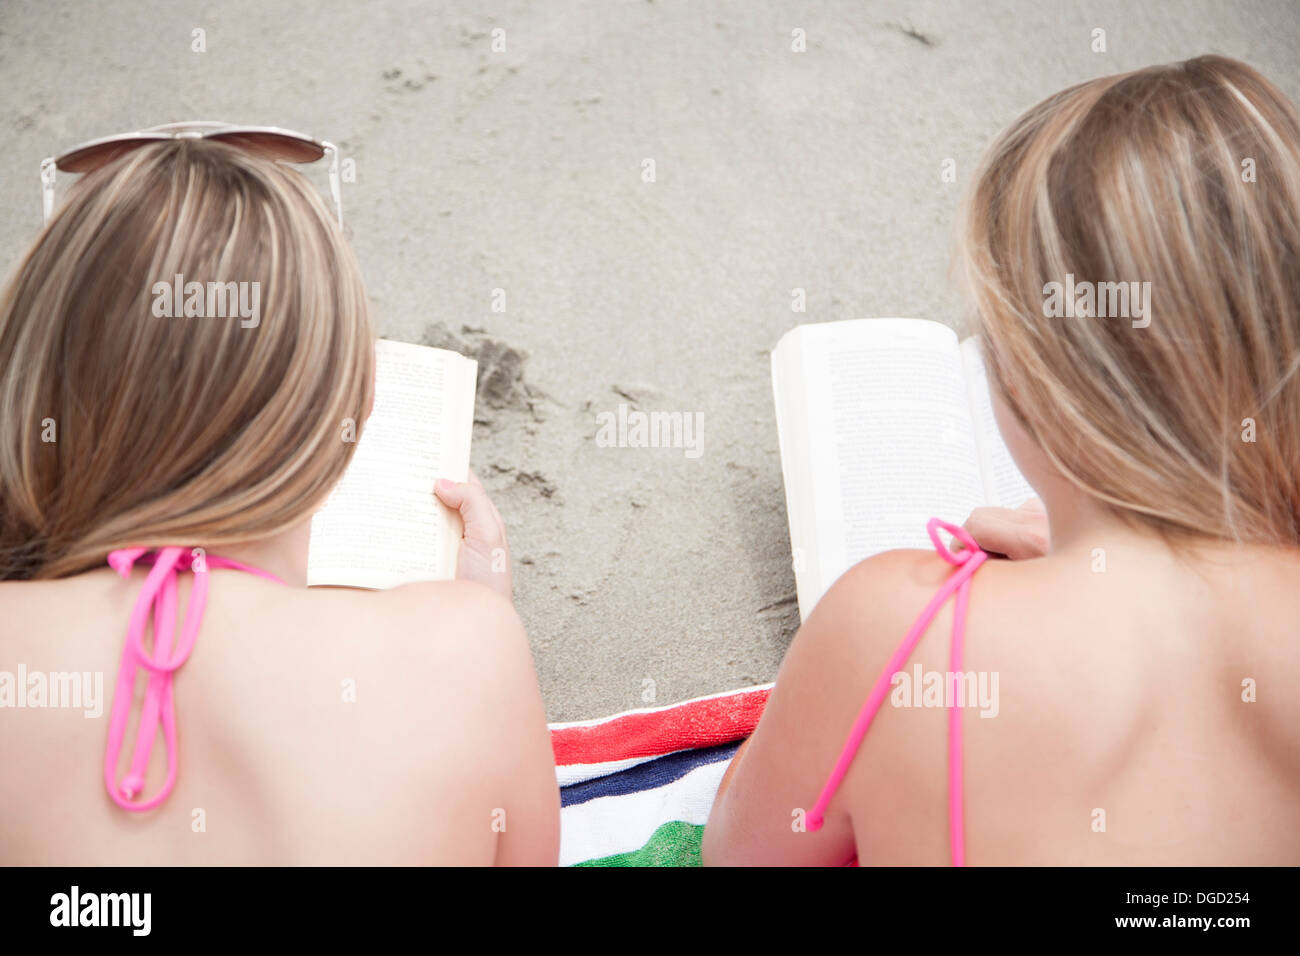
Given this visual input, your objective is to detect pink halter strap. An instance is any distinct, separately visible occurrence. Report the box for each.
[103,546,284,812]
[806,518,988,866]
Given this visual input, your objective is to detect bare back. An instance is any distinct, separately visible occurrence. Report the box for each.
[0,568,559,865]
[705,533,1300,865]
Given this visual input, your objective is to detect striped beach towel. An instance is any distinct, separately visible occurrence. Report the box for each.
[550,684,772,866]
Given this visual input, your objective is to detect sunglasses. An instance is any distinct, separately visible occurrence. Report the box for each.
[40,121,342,228]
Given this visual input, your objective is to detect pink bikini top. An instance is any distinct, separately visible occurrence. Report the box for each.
[104,546,284,812]
[806,518,989,866]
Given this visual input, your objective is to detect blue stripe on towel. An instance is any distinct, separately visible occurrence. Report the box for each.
[561,742,740,808]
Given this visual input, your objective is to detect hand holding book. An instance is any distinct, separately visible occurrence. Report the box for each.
[435,469,514,601]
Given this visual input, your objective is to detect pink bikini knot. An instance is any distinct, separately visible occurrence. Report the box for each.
[102,546,282,812]
[927,517,982,566]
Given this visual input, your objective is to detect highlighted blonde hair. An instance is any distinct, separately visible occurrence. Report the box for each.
[0,140,374,578]
[963,55,1300,545]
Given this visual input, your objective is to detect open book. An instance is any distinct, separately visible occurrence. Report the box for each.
[771,318,1035,619]
[307,339,478,589]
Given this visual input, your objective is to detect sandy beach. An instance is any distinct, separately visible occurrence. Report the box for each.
[3,0,1298,720]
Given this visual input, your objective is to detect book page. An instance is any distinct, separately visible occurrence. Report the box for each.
[959,337,1036,509]
[307,339,477,589]
[773,319,987,618]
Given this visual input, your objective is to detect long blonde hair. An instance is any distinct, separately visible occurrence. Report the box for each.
[963,55,1300,545]
[0,140,374,579]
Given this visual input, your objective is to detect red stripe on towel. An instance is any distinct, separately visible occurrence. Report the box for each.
[551,687,770,766]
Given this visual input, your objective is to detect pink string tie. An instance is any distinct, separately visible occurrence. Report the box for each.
[103,546,282,812]
[805,518,988,867]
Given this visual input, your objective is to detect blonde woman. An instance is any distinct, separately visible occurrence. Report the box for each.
[0,134,559,864]
[705,55,1300,865]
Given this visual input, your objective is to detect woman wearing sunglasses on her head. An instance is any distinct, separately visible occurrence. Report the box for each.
[704,55,1300,866]
[0,127,559,864]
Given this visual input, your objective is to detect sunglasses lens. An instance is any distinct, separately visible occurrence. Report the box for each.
[56,130,325,175]
[207,131,325,163]
[56,137,163,174]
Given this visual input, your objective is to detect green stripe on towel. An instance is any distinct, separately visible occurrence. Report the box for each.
[575,820,704,867]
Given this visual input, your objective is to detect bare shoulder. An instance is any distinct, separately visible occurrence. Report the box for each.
[255,579,553,858]
[817,547,1120,789]
[339,579,556,864]
[781,547,977,733]
[779,546,971,753]
[282,575,520,638]
[839,547,958,595]
[207,576,543,760]
[810,546,1054,709]
[815,545,1040,642]
[791,549,1038,862]
[805,548,959,652]
[383,578,526,649]
[283,578,534,708]
[705,549,968,864]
